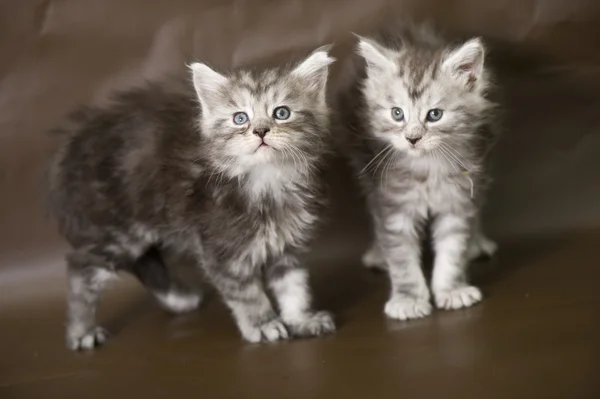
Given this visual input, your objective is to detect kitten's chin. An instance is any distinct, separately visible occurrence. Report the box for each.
[243,146,277,166]
[399,145,427,158]
[407,148,424,157]
[391,139,426,158]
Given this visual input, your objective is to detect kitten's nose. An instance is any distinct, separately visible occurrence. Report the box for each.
[406,136,421,145]
[253,127,270,139]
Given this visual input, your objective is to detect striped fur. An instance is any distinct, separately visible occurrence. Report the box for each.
[338,26,499,320]
[45,47,336,350]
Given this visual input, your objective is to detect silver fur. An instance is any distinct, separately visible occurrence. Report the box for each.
[339,26,499,321]
[45,46,337,349]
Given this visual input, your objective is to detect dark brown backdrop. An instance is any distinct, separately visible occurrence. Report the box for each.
[1,1,599,398]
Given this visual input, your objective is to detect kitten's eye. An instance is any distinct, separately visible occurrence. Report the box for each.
[233,112,249,125]
[391,107,405,122]
[426,108,444,122]
[273,106,291,120]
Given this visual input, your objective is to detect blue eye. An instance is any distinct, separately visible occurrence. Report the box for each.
[233,112,249,125]
[273,106,291,120]
[391,107,404,122]
[426,108,443,122]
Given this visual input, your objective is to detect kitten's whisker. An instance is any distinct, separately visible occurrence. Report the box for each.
[381,151,397,189]
[432,149,442,166]
[437,147,460,174]
[286,147,307,174]
[375,148,396,189]
[293,145,315,174]
[361,144,393,175]
[371,146,393,179]
[280,147,296,168]
[432,150,446,175]
[440,143,472,173]
[210,157,237,189]
[286,145,310,174]
[445,143,474,170]
[371,146,394,175]
[439,146,469,173]
[210,158,236,189]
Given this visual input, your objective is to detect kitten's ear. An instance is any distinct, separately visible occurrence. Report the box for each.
[355,35,396,73]
[442,38,485,86]
[189,62,228,113]
[291,45,335,97]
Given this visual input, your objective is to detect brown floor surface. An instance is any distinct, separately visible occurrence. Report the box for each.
[2,1,600,398]
[1,229,599,399]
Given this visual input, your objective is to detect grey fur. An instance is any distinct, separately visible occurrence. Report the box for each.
[338,26,499,320]
[45,47,336,350]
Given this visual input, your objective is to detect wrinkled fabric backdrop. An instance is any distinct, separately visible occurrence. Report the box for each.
[2,0,600,279]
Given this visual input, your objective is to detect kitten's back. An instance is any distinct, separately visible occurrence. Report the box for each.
[44,81,199,244]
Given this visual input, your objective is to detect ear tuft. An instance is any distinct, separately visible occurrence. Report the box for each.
[291,45,335,98]
[442,38,485,85]
[291,45,335,80]
[189,62,227,101]
[355,36,396,73]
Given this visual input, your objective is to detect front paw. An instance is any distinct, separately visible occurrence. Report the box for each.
[384,295,433,321]
[240,318,290,343]
[287,311,336,338]
[66,325,109,351]
[467,235,498,261]
[434,285,483,310]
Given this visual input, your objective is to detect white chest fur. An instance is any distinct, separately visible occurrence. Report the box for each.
[240,165,317,266]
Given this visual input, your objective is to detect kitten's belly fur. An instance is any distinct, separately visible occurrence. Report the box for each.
[376,166,474,218]
[137,190,318,269]
[236,206,317,266]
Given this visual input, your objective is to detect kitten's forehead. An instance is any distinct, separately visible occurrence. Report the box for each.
[224,68,305,108]
[364,45,463,112]
[232,69,281,92]
[397,48,443,100]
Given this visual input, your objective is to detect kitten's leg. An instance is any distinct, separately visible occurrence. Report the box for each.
[267,255,335,338]
[466,214,498,261]
[362,241,387,271]
[362,197,388,271]
[65,250,117,351]
[128,248,202,313]
[431,213,483,310]
[207,261,289,343]
[380,213,432,320]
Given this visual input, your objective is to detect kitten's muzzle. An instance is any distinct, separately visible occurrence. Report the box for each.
[253,127,270,139]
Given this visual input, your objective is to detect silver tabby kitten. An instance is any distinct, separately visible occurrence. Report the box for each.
[339,27,498,321]
[45,46,336,350]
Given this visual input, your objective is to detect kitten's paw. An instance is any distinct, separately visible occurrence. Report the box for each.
[435,286,483,310]
[66,326,109,351]
[288,311,336,338]
[156,290,202,314]
[242,318,289,343]
[467,235,498,261]
[362,245,387,271]
[384,296,433,321]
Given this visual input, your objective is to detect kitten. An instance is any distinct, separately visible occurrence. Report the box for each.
[45,46,336,350]
[338,26,499,321]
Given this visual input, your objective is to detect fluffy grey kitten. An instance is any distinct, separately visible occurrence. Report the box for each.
[45,46,336,350]
[339,27,499,321]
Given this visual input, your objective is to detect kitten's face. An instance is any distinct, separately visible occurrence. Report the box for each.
[357,37,490,158]
[190,48,334,174]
